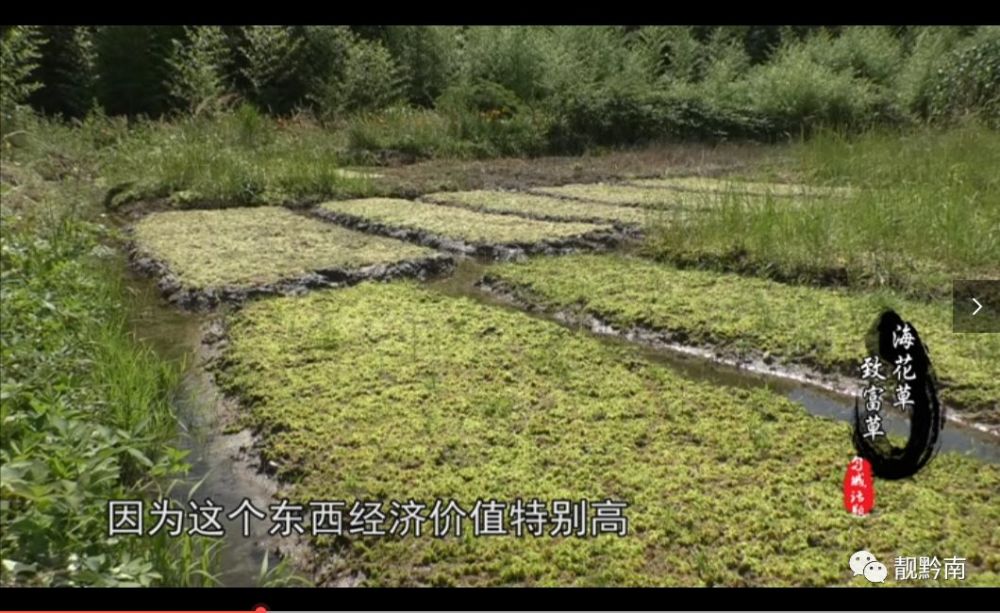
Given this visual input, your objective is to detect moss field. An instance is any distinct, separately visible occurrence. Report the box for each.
[132,207,437,289]
[318,198,612,245]
[627,177,855,197]
[531,182,785,210]
[421,190,658,225]
[487,254,1000,424]
[217,282,999,586]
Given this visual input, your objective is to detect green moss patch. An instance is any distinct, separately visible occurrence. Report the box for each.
[486,254,1000,425]
[531,182,773,210]
[217,282,999,586]
[421,190,658,226]
[628,176,854,198]
[131,207,445,306]
[316,198,616,255]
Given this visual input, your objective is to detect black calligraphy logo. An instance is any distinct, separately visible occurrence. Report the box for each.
[852,310,944,479]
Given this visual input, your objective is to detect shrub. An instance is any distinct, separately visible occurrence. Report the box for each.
[451,26,551,102]
[636,26,705,82]
[895,27,965,120]
[742,42,877,134]
[545,85,666,152]
[346,106,455,160]
[337,35,407,113]
[660,93,777,142]
[438,80,551,157]
[925,27,1000,127]
[815,27,903,87]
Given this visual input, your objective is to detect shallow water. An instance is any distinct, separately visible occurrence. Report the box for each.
[125,269,276,587]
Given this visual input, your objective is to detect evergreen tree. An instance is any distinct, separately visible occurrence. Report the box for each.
[94,25,182,116]
[28,26,95,118]
[236,26,309,114]
[167,26,233,115]
[1,25,43,127]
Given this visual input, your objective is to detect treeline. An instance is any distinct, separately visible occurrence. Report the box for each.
[3,26,998,155]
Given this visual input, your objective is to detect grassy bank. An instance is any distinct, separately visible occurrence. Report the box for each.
[486,254,1000,424]
[216,282,999,586]
[0,164,218,585]
[642,123,1000,299]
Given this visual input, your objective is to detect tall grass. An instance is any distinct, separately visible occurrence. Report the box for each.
[2,105,370,209]
[642,121,1000,299]
[98,105,373,207]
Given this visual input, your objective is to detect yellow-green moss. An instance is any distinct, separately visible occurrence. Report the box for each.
[217,282,1000,586]
[488,254,1000,423]
[133,207,436,289]
[318,198,611,244]
[629,177,855,197]
[532,183,759,209]
[422,190,657,225]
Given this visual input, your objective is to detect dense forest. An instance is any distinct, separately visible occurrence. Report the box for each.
[3,25,998,156]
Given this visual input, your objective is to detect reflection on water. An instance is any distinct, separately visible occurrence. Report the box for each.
[124,268,274,587]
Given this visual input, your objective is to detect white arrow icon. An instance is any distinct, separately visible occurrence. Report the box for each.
[972,298,983,316]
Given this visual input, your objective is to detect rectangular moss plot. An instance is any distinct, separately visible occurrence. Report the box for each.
[217,282,1000,587]
[628,176,855,198]
[421,189,660,227]
[130,206,450,309]
[316,198,618,258]
[530,182,757,211]
[485,254,1000,426]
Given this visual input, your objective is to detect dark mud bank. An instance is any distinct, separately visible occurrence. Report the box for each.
[310,208,626,261]
[126,240,455,311]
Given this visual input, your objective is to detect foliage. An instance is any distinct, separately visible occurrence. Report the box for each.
[925,27,1000,127]
[93,26,181,116]
[1,26,43,133]
[236,26,308,115]
[381,26,459,106]
[27,26,96,119]
[332,34,407,114]
[0,167,218,586]
[167,26,234,116]
[8,26,997,157]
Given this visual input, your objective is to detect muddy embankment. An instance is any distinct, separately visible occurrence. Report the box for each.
[309,208,627,261]
[126,238,455,311]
